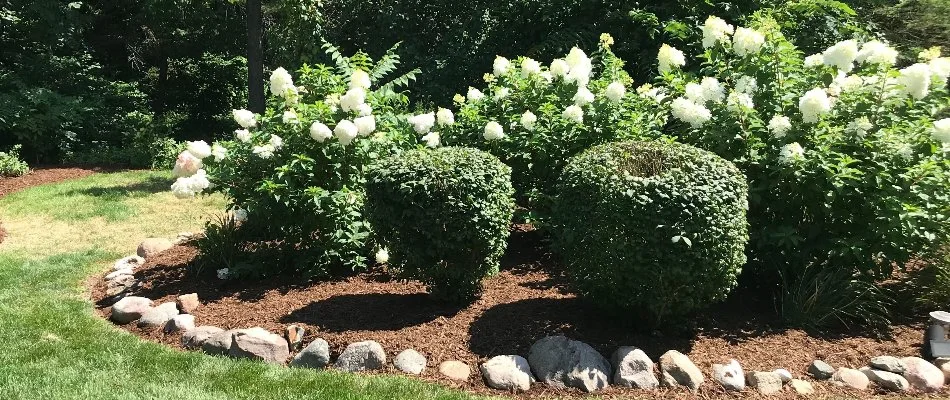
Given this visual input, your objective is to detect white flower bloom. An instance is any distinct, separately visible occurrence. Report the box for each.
[171,169,211,199]
[564,48,592,86]
[856,40,898,66]
[573,87,595,106]
[605,81,626,103]
[933,118,950,143]
[436,108,455,125]
[421,131,440,148]
[822,40,859,72]
[670,98,712,128]
[484,121,505,140]
[735,75,758,94]
[216,268,229,280]
[334,120,359,145]
[830,73,863,94]
[658,44,686,73]
[539,71,554,84]
[493,56,511,75]
[727,91,754,112]
[920,47,942,62]
[235,129,252,143]
[467,87,485,102]
[408,113,436,134]
[702,16,735,48]
[172,151,202,177]
[565,47,589,68]
[186,141,212,159]
[550,59,570,78]
[930,57,950,85]
[356,103,373,117]
[521,58,542,77]
[252,144,275,159]
[701,77,726,103]
[353,115,376,136]
[846,117,873,138]
[779,142,805,164]
[340,88,367,112]
[685,83,705,103]
[896,144,914,161]
[232,109,257,128]
[375,248,389,264]
[210,143,227,162]
[798,88,832,123]
[804,54,824,67]
[768,115,792,138]
[732,27,765,56]
[282,109,299,124]
[233,208,248,223]
[637,84,667,102]
[269,67,295,97]
[309,122,333,142]
[521,110,538,131]
[898,63,933,100]
[562,105,584,124]
[494,87,510,100]
[325,93,341,110]
[350,69,371,90]
[268,134,283,149]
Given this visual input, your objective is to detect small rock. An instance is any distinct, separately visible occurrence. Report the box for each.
[164,314,195,333]
[480,355,532,392]
[933,358,950,384]
[110,296,153,324]
[105,269,133,280]
[290,338,330,369]
[832,367,869,390]
[611,347,659,389]
[229,328,290,364]
[334,340,386,372]
[113,255,145,271]
[790,378,814,394]
[901,356,944,392]
[712,359,744,391]
[106,274,138,297]
[659,350,704,391]
[137,238,173,258]
[182,326,224,349]
[202,329,238,355]
[808,360,835,380]
[747,371,783,395]
[176,293,200,314]
[774,368,792,383]
[174,232,197,245]
[869,355,905,374]
[393,349,427,375]
[439,360,471,381]
[528,336,611,393]
[862,367,909,392]
[137,302,179,328]
[284,324,305,352]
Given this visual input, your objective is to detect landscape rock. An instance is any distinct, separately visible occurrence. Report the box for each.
[164,314,195,333]
[105,274,138,297]
[110,296,153,324]
[113,255,145,271]
[712,359,744,391]
[869,355,905,374]
[176,293,200,314]
[901,356,944,392]
[182,326,224,349]
[105,269,133,280]
[284,324,305,351]
[527,336,611,393]
[747,371,783,395]
[790,379,814,394]
[290,338,330,369]
[658,350,704,391]
[933,358,950,384]
[136,238,173,258]
[774,368,792,383]
[439,360,471,381]
[480,355,533,392]
[611,347,659,389]
[137,302,179,328]
[393,349,427,375]
[334,340,386,372]
[229,328,290,363]
[808,360,835,380]
[831,367,870,390]
[174,231,197,245]
[202,329,238,355]
[862,367,909,392]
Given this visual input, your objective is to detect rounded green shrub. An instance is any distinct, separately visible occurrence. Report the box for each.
[553,140,749,324]
[365,147,515,302]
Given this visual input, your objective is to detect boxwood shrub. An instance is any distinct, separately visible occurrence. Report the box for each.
[552,140,749,324]
[365,147,515,302]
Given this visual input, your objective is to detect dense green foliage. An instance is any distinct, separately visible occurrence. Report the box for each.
[553,141,749,324]
[365,147,515,302]
[0,145,29,177]
[869,0,950,58]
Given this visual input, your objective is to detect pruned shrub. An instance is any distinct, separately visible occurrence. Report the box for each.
[553,140,749,324]
[365,147,515,302]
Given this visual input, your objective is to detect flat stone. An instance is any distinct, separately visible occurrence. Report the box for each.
[439,360,471,381]
[901,356,944,392]
[528,336,611,393]
[164,314,195,333]
[111,296,153,324]
[791,378,814,394]
[611,347,659,389]
[808,360,835,380]
[105,269,133,280]
[659,350,704,391]
[393,349,427,375]
[747,371,783,395]
[480,355,532,392]
[290,338,330,369]
[712,359,744,391]
[869,355,905,374]
[176,293,200,314]
[774,368,792,382]
[105,274,138,297]
[229,328,290,364]
[113,255,145,271]
[862,367,909,392]
[182,326,224,349]
[137,238,173,258]
[832,367,869,390]
[334,340,386,372]
[284,324,305,352]
[202,329,238,355]
[137,302,179,328]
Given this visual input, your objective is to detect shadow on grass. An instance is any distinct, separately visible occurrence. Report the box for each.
[280,293,465,331]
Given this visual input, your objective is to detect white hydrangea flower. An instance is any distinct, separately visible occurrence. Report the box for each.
[268,134,283,150]
[356,103,373,117]
[768,115,792,138]
[233,208,248,223]
[550,59,570,78]
[309,122,332,142]
[565,47,589,68]
[340,88,366,112]
[564,48,592,86]
[436,108,455,125]
[350,69,371,90]
[521,110,537,131]
[831,73,863,94]
[822,40,859,72]
[933,118,950,143]
[235,129,252,143]
[408,113,436,134]
[727,91,754,112]
[539,71,554,84]
[670,98,712,128]
[375,248,389,264]
[354,115,376,136]
[494,87,510,100]
[232,109,257,128]
[605,81,626,103]
[334,120,359,145]
[210,143,227,162]
[734,75,758,94]
[325,93,341,111]
[562,105,584,124]
[172,151,203,177]
[779,142,805,164]
[856,40,898,66]
[421,131,440,148]
[702,16,735,48]
[798,88,832,123]
[685,83,705,103]
[732,27,765,56]
[896,144,914,161]
[467,87,485,102]
[658,44,686,73]
[282,109,299,124]
[493,56,511,76]
[898,63,933,100]
[700,77,726,103]
[269,67,295,97]
[930,57,950,85]
[186,141,212,159]
[521,58,542,77]
[637,84,667,102]
[846,117,873,138]
[920,47,942,62]
[171,169,211,199]
[484,121,505,140]
[573,87,595,106]
[252,144,275,159]
[216,268,229,280]
[804,54,824,67]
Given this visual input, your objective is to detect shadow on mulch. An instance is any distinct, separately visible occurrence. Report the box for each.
[281,293,466,332]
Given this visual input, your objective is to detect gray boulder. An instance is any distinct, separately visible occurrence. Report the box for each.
[393,349,427,375]
[105,274,138,297]
[137,302,179,328]
[658,350,704,391]
[862,367,909,391]
[202,329,238,355]
[164,314,195,333]
[182,326,224,349]
[111,296,153,324]
[808,360,835,380]
[334,340,386,372]
[747,371,783,395]
[712,359,744,391]
[290,338,331,369]
[527,336,611,393]
[113,255,145,271]
[228,328,290,364]
[611,347,659,389]
[480,355,533,392]
[869,356,905,374]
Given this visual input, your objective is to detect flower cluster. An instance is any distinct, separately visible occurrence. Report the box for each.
[171,141,213,199]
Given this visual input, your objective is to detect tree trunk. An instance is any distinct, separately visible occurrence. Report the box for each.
[246,0,265,113]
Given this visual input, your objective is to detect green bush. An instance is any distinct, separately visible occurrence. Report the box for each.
[553,140,749,324]
[365,147,515,302]
[0,145,29,177]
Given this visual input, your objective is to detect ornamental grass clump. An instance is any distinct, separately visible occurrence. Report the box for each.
[553,140,749,325]
[364,147,515,303]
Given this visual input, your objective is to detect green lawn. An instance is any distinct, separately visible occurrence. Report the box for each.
[0,171,486,400]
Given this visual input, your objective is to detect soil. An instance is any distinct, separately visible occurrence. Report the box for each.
[92,228,949,399]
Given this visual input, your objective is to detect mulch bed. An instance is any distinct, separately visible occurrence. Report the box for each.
[92,228,948,399]
[0,167,98,245]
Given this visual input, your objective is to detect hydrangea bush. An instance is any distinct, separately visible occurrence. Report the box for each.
[652,15,950,283]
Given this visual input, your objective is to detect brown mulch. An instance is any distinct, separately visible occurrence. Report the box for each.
[92,228,947,399]
[0,167,97,197]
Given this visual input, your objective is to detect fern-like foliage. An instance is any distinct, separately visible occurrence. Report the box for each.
[321,40,421,98]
